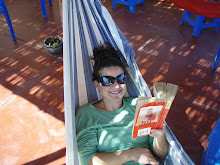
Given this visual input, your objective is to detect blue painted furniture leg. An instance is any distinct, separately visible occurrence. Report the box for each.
[180,10,187,25]
[40,0,47,18]
[40,0,52,18]
[129,0,135,13]
[0,0,16,40]
[211,46,220,70]
[49,0,52,6]
[112,0,116,8]
[193,15,206,37]
[180,11,194,25]
[213,18,220,33]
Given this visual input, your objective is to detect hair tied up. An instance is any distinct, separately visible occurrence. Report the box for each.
[92,43,121,63]
[91,43,126,80]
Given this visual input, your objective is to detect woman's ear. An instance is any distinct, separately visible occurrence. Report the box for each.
[94,80,100,88]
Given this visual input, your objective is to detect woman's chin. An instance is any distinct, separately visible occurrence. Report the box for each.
[109,93,124,101]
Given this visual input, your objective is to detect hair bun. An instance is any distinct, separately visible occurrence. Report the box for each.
[92,43,126,80]
[92,43,121,63]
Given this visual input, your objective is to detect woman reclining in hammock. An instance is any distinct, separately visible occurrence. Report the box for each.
[75,44,168,165]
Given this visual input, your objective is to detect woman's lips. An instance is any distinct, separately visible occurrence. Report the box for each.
[110,90,121,94]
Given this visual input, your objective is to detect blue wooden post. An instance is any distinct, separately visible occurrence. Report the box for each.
[40,0,47,18]
[49,0,52,6]
[211,46,220,70]
[0,0,16,40]
[40,0,52,18]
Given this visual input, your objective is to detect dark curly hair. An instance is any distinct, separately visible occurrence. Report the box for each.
[92,43,126,80]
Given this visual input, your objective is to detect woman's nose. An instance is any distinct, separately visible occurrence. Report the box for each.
[112,80,120,87]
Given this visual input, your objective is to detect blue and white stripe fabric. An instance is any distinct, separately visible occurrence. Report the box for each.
[62,0,195,164]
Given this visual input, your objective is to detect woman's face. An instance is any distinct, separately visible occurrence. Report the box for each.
[147,109,153,115]
[94,66,127,103]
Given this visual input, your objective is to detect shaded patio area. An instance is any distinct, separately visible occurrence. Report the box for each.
[0,0,219,164]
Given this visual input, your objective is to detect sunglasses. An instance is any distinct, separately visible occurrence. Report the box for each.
[97,73,127,86]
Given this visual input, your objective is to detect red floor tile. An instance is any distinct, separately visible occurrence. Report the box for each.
[0,59,65,165]
[0,41,57,105]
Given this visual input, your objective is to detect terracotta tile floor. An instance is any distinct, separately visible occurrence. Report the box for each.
[0,0,219,164]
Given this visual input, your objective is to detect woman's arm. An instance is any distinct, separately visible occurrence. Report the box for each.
[89,147,159,165]
[150,124,169,159]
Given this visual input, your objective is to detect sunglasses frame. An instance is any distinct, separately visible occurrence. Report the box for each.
[97,73,127,86]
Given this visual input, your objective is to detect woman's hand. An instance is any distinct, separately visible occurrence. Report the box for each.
[150,123,167,139]
[90,147,159,165]
[150,123,169,159]
[150,128,166,139]
[128,147,159,165]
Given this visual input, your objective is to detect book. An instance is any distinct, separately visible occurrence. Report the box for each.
[132,82,179,139]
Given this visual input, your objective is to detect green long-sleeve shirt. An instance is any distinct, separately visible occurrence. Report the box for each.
[76,97,154,165]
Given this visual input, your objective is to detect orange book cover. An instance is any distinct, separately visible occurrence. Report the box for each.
[132,97,169,138]
[132,82,179,139]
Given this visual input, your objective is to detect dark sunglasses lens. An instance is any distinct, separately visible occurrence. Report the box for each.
[99,74,126,86]
[101,77,115,86]
[116,74,126,84]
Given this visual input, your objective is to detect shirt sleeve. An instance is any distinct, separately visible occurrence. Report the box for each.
[76,105,98,165]
[148,135,154,150]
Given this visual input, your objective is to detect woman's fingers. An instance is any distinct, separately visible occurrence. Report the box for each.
[150,129,165,138]
[149,160,160,165]
[131,147,159,164]
[149,122,167,139]
[138,154,159,165]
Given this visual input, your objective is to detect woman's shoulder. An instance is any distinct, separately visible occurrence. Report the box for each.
[76,103,93,117]
[77,102,92,111]
[75,103,95,133]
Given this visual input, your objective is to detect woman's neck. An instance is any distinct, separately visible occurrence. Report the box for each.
[95,99,123,112]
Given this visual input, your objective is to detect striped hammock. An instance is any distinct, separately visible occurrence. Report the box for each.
[62,0,195,164]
